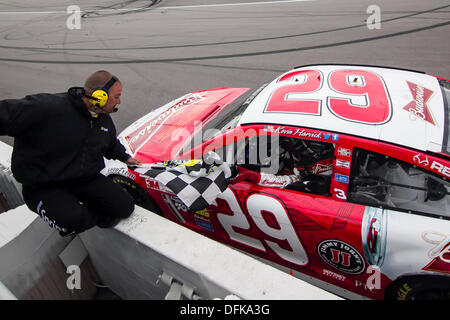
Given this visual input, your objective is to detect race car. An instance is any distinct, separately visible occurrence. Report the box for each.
[103,64,450,300]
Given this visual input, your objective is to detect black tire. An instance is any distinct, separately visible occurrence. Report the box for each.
[109,175,163,216]
[385,275,450,300]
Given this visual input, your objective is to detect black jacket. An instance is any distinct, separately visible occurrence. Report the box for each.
[0,87,131,186]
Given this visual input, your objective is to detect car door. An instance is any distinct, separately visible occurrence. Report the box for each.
[201,127,382,298]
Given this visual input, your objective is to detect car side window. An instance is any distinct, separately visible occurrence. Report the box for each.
[216,135,277,173]
[215,133,335,196]
[349,148,450,218]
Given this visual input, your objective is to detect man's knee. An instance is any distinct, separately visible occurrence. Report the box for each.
[119,192,135,218]
[22,187,96,233]
[111,189,135,219]
[64,205,97,233]
[95,176,135,218]
[25,198,95,234]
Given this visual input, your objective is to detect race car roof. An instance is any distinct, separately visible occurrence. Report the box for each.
[238,65,447,154]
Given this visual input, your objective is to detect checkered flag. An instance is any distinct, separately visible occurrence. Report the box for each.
[132,152,234,211]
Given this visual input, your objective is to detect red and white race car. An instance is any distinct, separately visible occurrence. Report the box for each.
[104,65,450,300]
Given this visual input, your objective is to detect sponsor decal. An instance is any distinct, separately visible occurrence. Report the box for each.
[259,176,288,187]
[162,194,186,223]
[413,155,450,178]
[317,239,366,274]
[430,161,450,178]
[322,269,347,282]
[337,147,351,157]
[347,74,365,86]
[194,214,214,231]
[423,242,450,273]
[421,231,450,273]
[35,201,68,233]
[36,200,43,214]
[323,133,339,141]
[145,178,160,191]
[311,162,333,174]
[163,159,201,168]
[403,81,436,126]
[195,208,210,219]
[413,153,429,166]
[194,218,214,231]
[170,196,189,213]
[163,194,215,228]
[194,209,213,231]
[107,167,136,180]
[336,159,350,169]
[334,173,349,183]
[361,207,387,267]
[161,159,215,175]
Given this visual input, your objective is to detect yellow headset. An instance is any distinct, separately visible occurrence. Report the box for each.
[89,76,118,108]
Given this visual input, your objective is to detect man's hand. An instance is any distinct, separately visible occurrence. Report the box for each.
[126,157,142,166]
[229,166,261,184]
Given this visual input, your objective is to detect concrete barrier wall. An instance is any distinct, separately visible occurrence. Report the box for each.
[0,142,23,212]
[0,141,340,300]
[81,206,341,300]
[0,204,341,300]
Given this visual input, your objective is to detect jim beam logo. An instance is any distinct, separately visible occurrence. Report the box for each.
[403,81,436,126]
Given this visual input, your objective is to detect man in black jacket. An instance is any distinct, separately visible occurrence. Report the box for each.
[0,70,141,236]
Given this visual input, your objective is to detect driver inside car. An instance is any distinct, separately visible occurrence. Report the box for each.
[230,137,335,195]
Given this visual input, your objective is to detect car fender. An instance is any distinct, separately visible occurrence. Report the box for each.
[369,208,450,280]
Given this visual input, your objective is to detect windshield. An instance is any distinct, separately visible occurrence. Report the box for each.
[180,83,268,155]
[439,78,450,155]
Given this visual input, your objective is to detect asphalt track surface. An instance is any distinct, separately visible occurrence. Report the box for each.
[0,0,449,146]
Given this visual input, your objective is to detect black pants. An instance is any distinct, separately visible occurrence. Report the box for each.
[22,174,135,235]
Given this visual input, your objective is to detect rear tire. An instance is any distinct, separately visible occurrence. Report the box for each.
[109,175,163,216]
[385,275,450,300]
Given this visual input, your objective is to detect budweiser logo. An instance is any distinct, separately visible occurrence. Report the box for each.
[403,81,435,126]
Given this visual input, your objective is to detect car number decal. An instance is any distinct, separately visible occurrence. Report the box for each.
[216,188,309,266]
[265,69,392,125]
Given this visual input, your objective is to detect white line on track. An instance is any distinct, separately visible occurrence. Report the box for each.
[159,0,314,10]
[0,0,314,15]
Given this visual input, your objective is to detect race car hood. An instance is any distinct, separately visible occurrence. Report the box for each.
[119,88,249,163]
